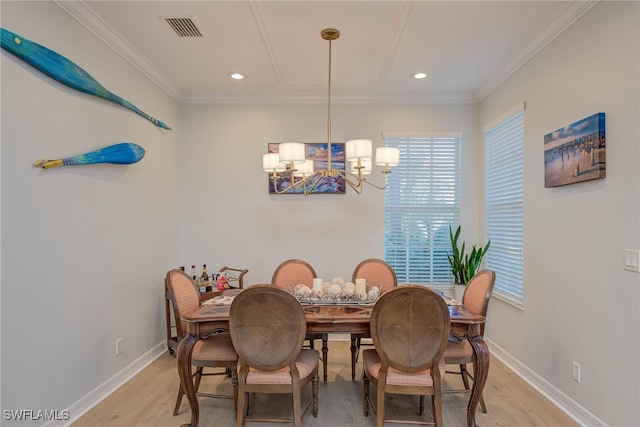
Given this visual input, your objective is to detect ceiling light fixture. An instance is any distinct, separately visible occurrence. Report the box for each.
[413,72,429,79]
[262,28,399,195]
[228,72,246,80]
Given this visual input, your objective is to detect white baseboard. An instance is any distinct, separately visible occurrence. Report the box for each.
[43,341,167,427]
[485,338,607,427]
[43,336,607,427]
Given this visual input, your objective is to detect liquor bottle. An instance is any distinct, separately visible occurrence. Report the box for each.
[190,265,197,281]
[200,264,209,283]
[179,266,185,272]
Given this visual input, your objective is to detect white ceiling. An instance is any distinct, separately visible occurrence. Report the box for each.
[56,1,596,104]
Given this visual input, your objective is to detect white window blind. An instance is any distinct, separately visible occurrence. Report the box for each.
[383,134,461,284]
[485,104,525,307]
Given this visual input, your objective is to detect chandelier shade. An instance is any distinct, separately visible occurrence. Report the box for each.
[262,28,399,195]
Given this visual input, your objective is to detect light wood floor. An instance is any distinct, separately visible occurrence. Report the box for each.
[73,341,578,427]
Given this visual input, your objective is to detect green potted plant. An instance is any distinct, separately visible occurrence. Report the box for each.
[447,225,490,300]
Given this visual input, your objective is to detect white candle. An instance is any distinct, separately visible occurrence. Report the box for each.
[313,278,323,293]
[355,278,366,295]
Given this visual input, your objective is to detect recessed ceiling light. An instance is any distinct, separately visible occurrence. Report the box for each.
[412,72,430,80]
[228,72,247,80]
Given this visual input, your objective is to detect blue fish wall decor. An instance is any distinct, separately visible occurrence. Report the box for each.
[33,143,146,169]
[1,27,171,130]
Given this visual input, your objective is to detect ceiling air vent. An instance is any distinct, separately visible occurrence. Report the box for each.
[164,17,203,38]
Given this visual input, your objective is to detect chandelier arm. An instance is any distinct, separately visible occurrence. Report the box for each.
[342,170,391,190]
[271,171,321,194]
[337,170,364,194]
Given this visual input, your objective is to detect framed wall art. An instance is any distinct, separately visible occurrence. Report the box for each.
[267,143,345,194]
[544,113,605,188]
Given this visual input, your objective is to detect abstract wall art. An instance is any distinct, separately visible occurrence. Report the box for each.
[33,142,145,169]
[267,142,346,194]
[1,27,171,130]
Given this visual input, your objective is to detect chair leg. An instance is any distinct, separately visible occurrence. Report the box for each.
[376,383,385,427]
[433,392,443,427]
[193,367,203,392]
[235,390,246,427]
[460,364,471,389]
[419,395,425,415]
[363,372,370,416]
[231,368,239,415]
[351,336,358,381]
[322,335,329,382]
[172,383,184,416]
[312,372,319,417]
[292,382,302,427]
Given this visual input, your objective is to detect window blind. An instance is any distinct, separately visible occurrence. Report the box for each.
[485,105,525,307]
[383,134,461,284]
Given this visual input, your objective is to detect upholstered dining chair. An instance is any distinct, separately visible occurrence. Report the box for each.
[363,285,450,427]
[230,285,319,427]
[443,269,496,413]
[350,258,398,380]
[271,259,329,381]
[164,269,238,416]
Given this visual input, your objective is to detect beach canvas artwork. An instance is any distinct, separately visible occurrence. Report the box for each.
[544,113,606,188]
[267,143,346,194]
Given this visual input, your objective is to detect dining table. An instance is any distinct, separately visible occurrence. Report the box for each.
[176,291,489,427]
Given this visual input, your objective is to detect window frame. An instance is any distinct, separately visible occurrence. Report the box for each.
[382,132,462,285]
[484,103,525,309]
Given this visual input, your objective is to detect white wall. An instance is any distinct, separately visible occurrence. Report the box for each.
[176,103,480,284]
[1,1,180,423]
[479,2,640,426]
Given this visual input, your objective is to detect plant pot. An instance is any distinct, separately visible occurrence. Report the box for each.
[454,283,466,301]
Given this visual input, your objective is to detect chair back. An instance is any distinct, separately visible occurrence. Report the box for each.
[370,286,450,373]
[230,285,306,371]
[462,269,496,335]
[165,269,201,339]
[271,259,317,289]
[352,258,397,294]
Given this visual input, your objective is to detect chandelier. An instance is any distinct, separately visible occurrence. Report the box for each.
[262,28,400,195]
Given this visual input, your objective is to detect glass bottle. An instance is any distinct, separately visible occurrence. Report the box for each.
[190,265,197,281]
[200,264,209,283]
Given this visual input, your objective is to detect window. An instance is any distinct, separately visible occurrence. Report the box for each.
[383,133,461,284]
[485,104,525,308]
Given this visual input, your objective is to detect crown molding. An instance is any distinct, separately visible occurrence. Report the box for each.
[56,0,598,105]
[54,0,182,101]
[178,93,477,105]
[476,1,599,102]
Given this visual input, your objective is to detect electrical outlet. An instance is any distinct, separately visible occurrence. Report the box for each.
[116,338,123,356]
[572,361,581,383]
[623,249,640,272]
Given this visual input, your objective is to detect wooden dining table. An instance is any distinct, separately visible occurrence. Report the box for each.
[177,296,489,427]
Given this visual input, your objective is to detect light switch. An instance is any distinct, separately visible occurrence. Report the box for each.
[623,249,640,272]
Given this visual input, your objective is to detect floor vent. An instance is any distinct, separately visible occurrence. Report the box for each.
[164,17,203,37]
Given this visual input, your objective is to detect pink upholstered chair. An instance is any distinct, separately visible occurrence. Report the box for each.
[271,259,329,381]
[164,269,238,415]
[443,269,496,413]
[363,286,450,427]
[230,285,319,427]
[350,258,398,380]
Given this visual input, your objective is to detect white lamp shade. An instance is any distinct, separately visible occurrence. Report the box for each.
[293,159,314,177]
[345,139,373,161]
[350,158,372,175]
[263,153,284,172]
[375,146,400,166]
[278,142,306,163]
